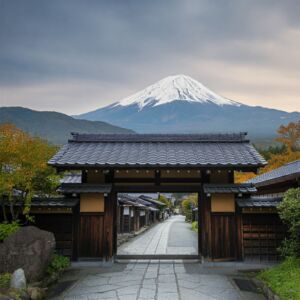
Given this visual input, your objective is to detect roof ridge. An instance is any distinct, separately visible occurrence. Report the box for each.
[69,132,249,143]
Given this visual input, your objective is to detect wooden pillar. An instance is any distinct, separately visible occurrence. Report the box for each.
[103,170,117,260]
[155,170,161,186]
[236,206,244,261]
[103,192,117,260]
[71,202,80,261]
[200,170,211,258]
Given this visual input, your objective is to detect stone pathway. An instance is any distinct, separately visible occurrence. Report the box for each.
[118,215,198,255]
[51,261,267,300]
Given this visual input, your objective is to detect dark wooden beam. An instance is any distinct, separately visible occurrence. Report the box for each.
[103,193,116,261]
[114,185,202,193]
[155,170,161,186]
[54,165,261,173]
[200,170,210,258]
[113,177,202,183]
[115,254,200,260]
[235,206,243,261]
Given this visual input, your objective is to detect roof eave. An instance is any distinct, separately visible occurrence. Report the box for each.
[50,163,264,172]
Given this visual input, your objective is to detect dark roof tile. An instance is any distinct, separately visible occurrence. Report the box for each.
[203,184,257,194]
[49,134,266,168]
[236,196,282,208]
[248,159,300,186]
[58,183,112,193]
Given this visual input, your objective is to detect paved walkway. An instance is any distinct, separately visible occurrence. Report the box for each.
[118,215,198,255]
[50,261,267,300]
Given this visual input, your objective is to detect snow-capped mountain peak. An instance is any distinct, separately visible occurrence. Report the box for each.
[115,74,241,109]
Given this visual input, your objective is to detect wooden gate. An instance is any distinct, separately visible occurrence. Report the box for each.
[211,213,237,260]
[78,214,104,258]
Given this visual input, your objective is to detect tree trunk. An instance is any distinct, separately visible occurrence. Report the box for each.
[9,200,16,221]
[1,196,8,222]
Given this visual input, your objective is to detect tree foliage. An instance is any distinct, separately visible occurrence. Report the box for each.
[0,221,20,241]
[181,194,197,222]
[0,124,60,220]
[236,121,300,183]
[277,188,300,258]
[158,194,173,209]
[276,121,300,152]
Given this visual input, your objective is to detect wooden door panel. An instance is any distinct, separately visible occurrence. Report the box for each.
[211,214,236,260]
[79,214,104,258]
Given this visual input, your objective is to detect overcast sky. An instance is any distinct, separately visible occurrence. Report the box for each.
[0,0,300,114]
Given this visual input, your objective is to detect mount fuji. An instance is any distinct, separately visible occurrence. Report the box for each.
[76,75,300,142]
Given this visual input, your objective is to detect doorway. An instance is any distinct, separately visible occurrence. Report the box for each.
[116,192,199,259]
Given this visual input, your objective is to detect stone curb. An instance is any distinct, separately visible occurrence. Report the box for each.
[253,278,280,300]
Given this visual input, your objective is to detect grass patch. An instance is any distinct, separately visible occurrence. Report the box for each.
[47,254,70,276]
[257,257,300,300]
[191,221,198,233]
[0,221,20,242]
[0,273,11,289]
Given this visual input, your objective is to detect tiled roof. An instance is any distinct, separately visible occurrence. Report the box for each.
[203,184,257,194]
[10,197,79,208]
[138,195,166,206]
[70,133,248,143]
[118,194,149,209]
[248,159,300,186]
[236,196,282,208]
[118,197,140,207]
[60,173,81,184]
[49,133,266,168]
[118,193,160,210]
[58,183,112,193]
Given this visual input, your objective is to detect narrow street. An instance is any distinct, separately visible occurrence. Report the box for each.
[118,215,198,255]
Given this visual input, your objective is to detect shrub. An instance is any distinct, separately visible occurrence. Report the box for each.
[191,221,198,232]
[277,188,300,257]
[258,257,300,300]
[0,273,11,289]
[0,221,20,242]
[181,194,197,222]
[47,254,70,276]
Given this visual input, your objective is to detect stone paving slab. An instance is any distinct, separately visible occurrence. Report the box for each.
[118,215,198,255]
[50,261,267,300]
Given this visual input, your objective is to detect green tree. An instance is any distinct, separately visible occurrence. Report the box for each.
[0,124,60,220]
[181,194,197,222]
[158,194,173,209]
[277,188,300,258]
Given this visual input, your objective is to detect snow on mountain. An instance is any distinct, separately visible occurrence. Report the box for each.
[75,74,300,141]
[115,74,241,110]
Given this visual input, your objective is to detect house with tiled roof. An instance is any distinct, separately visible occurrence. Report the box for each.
[236,160,300,261]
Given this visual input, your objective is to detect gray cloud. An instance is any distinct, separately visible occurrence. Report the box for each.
[0,0,300,113]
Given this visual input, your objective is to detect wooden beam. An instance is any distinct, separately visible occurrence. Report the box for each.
[72,203,80,261]
[116,254,200,260]
[54,165,261,173]
[114,185,202,193]
[200,170,210,258]
[113,177,202,183]
[155,170,161,186]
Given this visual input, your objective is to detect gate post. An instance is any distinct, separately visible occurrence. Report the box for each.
[200,170,211,259]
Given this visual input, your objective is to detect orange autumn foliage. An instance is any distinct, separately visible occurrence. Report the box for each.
[236,121,300,183]
[276,121,300,152]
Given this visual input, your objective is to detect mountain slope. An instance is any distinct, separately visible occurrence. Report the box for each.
[77,75,300,141]
[0,107,134,145]
[116,74,240,109]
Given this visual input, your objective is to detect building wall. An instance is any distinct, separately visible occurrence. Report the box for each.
[211,194,235,213]
[242,213,286,261]
[80,193,105,212]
